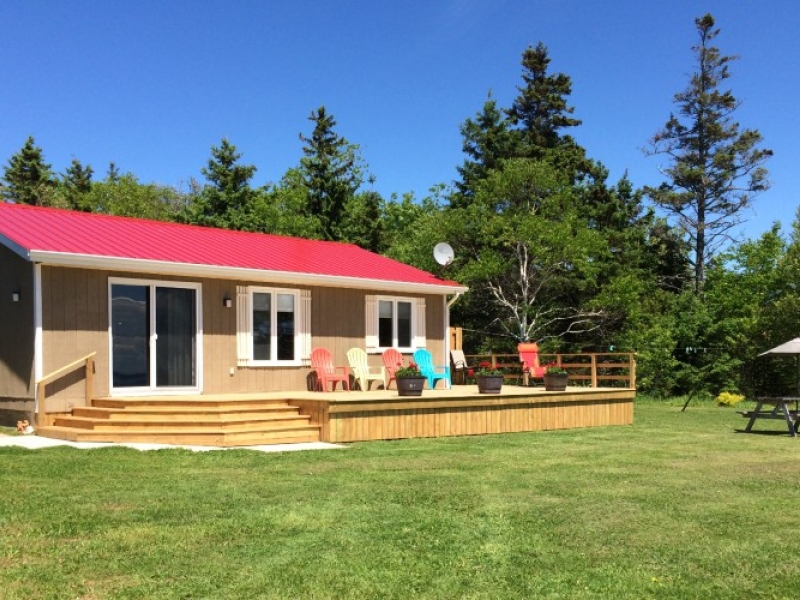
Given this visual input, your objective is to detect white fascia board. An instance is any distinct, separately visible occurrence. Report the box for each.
[0,233,32,261]
[28,250,469,296]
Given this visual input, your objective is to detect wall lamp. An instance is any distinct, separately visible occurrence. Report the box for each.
[223,297,232,308]
[12,291,20,302]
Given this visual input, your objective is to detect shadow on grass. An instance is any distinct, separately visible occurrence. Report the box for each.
[733,428,797,437]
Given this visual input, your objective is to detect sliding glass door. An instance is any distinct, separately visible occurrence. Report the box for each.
[110,280,201,393]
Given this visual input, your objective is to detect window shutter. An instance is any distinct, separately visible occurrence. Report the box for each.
[365,294,378,352]
[414,297,426,348]
[300,289,312,365]
[236,285,250,366]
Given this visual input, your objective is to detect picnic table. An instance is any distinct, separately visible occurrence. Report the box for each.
[740,397,800,437]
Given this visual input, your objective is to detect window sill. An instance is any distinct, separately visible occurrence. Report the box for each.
[244,360,304,368]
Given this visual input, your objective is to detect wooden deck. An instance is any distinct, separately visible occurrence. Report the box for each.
[289,385,634,443]
[34,385,635,447]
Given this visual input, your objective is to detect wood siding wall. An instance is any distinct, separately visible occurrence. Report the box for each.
[38,267,448,405]
[0,245,34,398]
[0,245,35,422]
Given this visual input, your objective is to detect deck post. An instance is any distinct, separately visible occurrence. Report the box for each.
[85,356,95,405]
[36,381,47,427]
[629,354,636,388]
[591,354,598,388]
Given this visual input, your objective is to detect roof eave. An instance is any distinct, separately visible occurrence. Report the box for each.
[28,251,469,295]
[0,232,32,261]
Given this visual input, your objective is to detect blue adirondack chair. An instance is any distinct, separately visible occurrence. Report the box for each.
[413,349,451,390]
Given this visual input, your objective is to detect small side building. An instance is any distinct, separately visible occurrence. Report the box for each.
[0,203,466,425]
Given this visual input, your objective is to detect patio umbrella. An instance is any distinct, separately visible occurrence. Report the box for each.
[758,338,800,402]
[758,338,800,356]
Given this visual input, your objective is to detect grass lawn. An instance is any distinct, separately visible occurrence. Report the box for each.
[2,400,799,599]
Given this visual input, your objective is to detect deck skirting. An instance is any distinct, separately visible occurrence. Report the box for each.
[289,388,634,443]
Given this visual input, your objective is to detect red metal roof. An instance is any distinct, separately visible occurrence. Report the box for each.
[0,203,463,291]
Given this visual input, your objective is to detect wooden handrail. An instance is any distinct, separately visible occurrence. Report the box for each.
[36,352,96,428]
[461,351,637,389]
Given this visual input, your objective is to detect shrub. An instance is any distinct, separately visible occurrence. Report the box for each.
[716,391,745,407]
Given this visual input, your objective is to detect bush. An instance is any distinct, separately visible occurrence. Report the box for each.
[716,391,745,407]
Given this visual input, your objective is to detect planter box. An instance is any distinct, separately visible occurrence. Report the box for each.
[476,375,503,394]
[543,373,568,392]
[397,376,426,396]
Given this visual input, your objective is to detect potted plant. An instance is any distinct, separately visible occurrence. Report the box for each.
[473,361,504,394]
[543,363,568,391]
[395,361,426,396]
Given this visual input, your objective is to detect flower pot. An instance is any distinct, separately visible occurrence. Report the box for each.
[543,373,568,392]
[476,375,503,394]
[397,376,426,396]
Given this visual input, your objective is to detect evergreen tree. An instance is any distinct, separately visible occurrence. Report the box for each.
[506,43,582,152]
[299,106,363,241]
[61,158,94,210]
[645,13,772,294]
[181,138,259,229]
[2,136,56,205]
[452,94,516,204]
[338,189,385,252]
[106,161,120,183]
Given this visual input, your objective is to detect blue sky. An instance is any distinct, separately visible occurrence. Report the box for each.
[2,1,798,242]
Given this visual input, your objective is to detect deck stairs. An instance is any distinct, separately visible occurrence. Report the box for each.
[36,395,321,447]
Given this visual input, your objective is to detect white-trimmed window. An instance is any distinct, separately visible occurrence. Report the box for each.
[366,295,426,353]
[237,286,311,366]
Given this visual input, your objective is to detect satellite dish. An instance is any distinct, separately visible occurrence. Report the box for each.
[433,242,455,267]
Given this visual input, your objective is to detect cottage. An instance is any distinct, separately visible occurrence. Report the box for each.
[0,202,466,426]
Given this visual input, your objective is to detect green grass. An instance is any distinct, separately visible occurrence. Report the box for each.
[2,401,799,599]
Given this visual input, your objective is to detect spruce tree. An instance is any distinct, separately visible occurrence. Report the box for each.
[2,136,56,205]
[506,42,582,152]
[201,137,257,216]
[182,138,258,229]
[299,106,362,241]
[106,161,120,183]
[62,158,94,210]
[453,94,516,204]
[645,14,772,294]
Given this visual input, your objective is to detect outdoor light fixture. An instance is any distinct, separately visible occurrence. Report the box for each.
[223,297,232,308]
[12,292,20,302]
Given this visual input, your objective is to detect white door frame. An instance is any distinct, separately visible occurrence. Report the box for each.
[108,277,203,396]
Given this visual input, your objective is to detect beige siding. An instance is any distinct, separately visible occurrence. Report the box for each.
[0,245,35,422]
[40,266,110,412]
[38,266,451,401]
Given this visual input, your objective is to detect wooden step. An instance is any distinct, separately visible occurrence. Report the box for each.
[37,423,321,447]
[71,405,300,422]
[36,395,322,447]
[91,397,293,411]
[53,414,312,431]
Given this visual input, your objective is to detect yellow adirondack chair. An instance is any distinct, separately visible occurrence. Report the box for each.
[346,348,386,391]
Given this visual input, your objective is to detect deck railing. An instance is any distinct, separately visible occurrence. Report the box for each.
[35,352,96,427]
[461,352,636,389]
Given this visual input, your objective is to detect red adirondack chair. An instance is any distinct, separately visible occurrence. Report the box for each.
[382,348,404,390]
[311,347,350,392]
[518,342,546,384]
